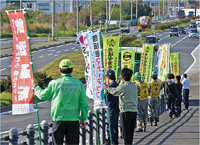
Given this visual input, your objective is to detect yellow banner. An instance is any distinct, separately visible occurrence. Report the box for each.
[159,44,169,81]
[170,53,180,76]
[103,36,120,81]
[121,49,135,82]
[139,44,154,83]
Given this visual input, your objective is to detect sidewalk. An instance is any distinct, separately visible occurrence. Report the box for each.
[119,45,200,145]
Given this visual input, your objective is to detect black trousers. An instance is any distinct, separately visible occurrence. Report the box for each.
[183,89,189,109]
[52,121,79,145]
[167,98,177,116]
[120,112,137,145]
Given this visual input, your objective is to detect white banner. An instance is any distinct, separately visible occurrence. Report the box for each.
[78,32,94,99]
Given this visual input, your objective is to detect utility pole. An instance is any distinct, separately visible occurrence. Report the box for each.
[90,0,93,31]
[77,0,79,33]
[159,0,161,19]
[63,0,65,12]
[109,0,110,24]
[20,0,22,9]
[178,0,180,11]
[106,0,108,32]
[120,0,122,25]
[154,0,156,21]
[52,0,55,40]
[163,0,165,19]
[131,0,133,25]
[136,0,138,23]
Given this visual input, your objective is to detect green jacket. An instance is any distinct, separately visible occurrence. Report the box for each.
[107,81,138,113]
[34,74,89,121]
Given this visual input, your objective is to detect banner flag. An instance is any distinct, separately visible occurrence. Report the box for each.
[170,53,180,76]
[158,44,170,81]
[78,32,94,99]
[8,11,36,115]
[86,32,106,110]
[121,49,135,82]
[156,45,163,74]
[103,36,120,82]
[139,44,154,83]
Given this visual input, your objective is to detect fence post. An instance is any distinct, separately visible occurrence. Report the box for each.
[26,124,35,145]
[100,109,106,144]
[40,120,49,145]
[95,110,100,145]
[88,110,93,145]
[9,128,18,145]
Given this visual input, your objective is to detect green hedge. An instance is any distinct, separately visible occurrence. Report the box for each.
[154,18,191,30]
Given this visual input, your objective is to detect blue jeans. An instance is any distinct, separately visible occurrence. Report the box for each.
[183,89,189,109]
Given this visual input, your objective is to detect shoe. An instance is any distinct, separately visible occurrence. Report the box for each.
[175,113,179,118]
[169,114,172,118]
[136,129,143,132]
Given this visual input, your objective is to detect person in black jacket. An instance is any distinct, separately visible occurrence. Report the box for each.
[105,70,119,145]
[175,75,183,117]
[161,73,179,118]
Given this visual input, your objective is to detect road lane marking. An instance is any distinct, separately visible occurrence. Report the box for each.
[48,49,55,51]
[56,51,61,54]
[64,49,69,52]
[159,35,169,41]
[185,44,200,73]
[171,35,188,47]
[0,68,6,72]
[71,47,75,50]
[48,53,53,55]
[38,55,44,58]
[74,49,78,51]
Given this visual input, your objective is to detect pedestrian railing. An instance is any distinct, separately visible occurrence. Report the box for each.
[0,96,166,145]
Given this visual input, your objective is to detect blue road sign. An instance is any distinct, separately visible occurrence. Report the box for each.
[99,17,102,21]
[179,3,184,7]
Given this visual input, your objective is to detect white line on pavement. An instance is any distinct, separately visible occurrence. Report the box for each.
[64,49,69,52]
[71,47,75,50]
[48,49,55,51]
[48,53,53,55]
[38,55,44,58]
[159,35,169,41]
[56,51,61,54]
[74,49,78,51]
[185,44,200,74]
[171,36,188,47]
[0,68,6,72]
[0,57,10,60]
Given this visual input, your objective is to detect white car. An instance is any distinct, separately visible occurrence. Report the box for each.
[197,24,200,32]
[196,19,200,25]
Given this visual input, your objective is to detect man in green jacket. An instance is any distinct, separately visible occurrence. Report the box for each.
[32,59,89,145]
[104,68,138,145]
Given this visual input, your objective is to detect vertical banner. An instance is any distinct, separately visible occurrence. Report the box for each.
[103,36,120,82]
[8,11,36,115]
[170,53,180,76]
[139,44,154,83]
[86,32,106,110]
[156,45,163,74]
[121,49,135,82]
[78,32,94,99]
[158,44,170,81]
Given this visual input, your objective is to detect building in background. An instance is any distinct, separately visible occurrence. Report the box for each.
[0,0,90,14]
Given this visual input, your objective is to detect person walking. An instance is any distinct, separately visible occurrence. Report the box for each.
[161,73,179,118]
[105,70,120,145]
[104,68,138,145]
[182,73,190,110]
[175,75,183,116]
[32,59,89,145]
[148,71,161,126]
[134,72,148,132]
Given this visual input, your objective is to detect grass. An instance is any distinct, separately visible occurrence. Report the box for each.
[0,46,12,49]
[0,92,12,107]
[40,50,85,80]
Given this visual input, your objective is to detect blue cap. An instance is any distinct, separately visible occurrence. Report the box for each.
[106,70,115,76]
[183,73,187,78]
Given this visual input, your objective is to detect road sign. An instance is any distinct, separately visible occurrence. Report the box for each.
[179,3,184,7]
[99,17,102,21]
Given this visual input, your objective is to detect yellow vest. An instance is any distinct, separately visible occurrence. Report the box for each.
[150,81,161,97]
[136,82,148,100]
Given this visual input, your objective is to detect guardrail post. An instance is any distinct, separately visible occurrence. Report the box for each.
[88,110,93,145]
[80,127,86,145]
[95,110,100,145]
[40,120,49,145]
[9,128,18,145]
[26,124,35,145]
[100,109,106,144]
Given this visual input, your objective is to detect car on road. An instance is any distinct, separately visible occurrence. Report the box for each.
[144,35,159,51]
[196,19,200,25]
[188,28,199,39]
[178,26,186,34]
[170,27,179,37]
[189,22,197,28]
[197,24,200,32]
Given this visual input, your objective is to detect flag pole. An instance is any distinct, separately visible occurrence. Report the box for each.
[24,9,42,145]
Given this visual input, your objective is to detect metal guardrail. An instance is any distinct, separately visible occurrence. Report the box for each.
[1,96,166,145]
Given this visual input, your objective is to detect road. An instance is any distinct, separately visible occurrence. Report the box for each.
[1,26,199,135]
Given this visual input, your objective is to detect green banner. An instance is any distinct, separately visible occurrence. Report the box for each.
[158,44,169,81]
[121,49,135,82]
[170,53,180,76]
[103,36,120,81]
[139,44,154,83]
